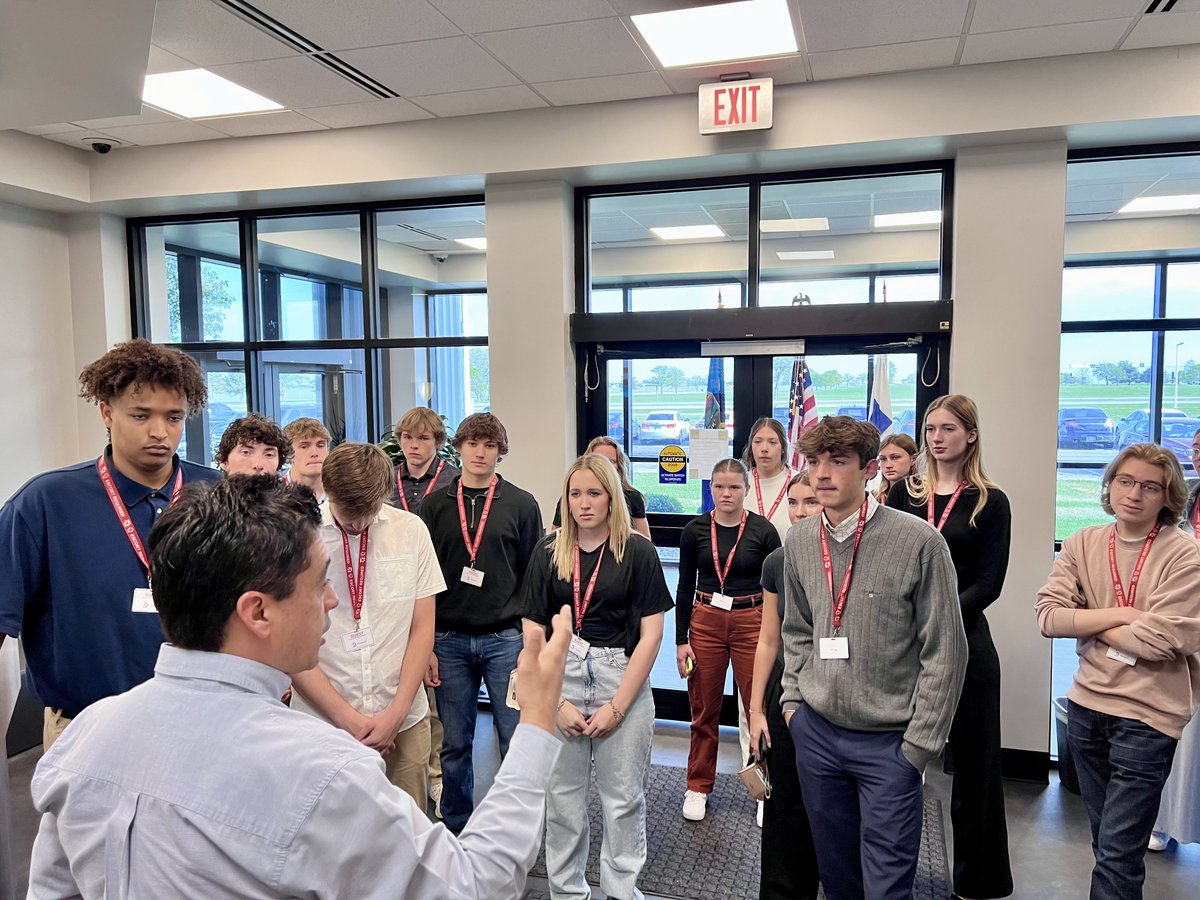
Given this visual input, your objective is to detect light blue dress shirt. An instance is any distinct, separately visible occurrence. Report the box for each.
[28,645,561,899]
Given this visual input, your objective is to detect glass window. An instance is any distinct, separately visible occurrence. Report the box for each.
[257,348,367,445]
[590,288,623,313]
[1062,265,1156,321]
[143,221,245,344]
[175,351,247,467]
[378,346,489,435]
[257,213,364,341]
[880,273,939,303]
[1166,262,1200,318]
[760,277,868,307]
[588,186,750,312]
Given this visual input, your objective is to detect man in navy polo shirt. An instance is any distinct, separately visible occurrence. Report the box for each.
[0,339,220,749]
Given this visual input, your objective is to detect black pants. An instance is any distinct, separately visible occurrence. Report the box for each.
[947,616,1013,898]
[761,659,819,900]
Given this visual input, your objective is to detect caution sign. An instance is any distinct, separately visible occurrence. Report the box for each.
[659,444,688,485]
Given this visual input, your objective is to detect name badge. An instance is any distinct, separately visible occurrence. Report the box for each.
[710,592,734,610]
[505,668,520,709]
[131,588,156,613]
[819,636,849,659]
[342,626,375,652]
[569,634,591,659]
[461,566,485,587]
[1106,645,1137,667]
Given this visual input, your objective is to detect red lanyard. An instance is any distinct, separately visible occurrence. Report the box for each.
[340,526,370,622]
[97,456,184,579]
[927,481,969,532]
[572,541,606,631]
[457,477,498,568]
[754,468,790,522]
[710,510,747,592]
[1108,523,1161,608]
[397,460,444,512]
[819,498,870,634]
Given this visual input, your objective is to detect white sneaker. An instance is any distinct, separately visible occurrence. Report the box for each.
[682,790,708,821]
[1148,831,1169,852]
[756,799,764,827]
[430,782,443,820]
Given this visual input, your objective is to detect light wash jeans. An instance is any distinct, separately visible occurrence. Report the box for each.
[545,646,654,900]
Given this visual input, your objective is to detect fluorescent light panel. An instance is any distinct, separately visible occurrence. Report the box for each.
[777,250,835,260]
[873,210,942,228]
[760,217,829,232]
[143,69,283,119]
[632,0,797,68]
[1117,195,1200,214]
[650,225,726,240]
[456,237,488,250]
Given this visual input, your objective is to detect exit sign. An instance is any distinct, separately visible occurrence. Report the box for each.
[698,78,773,134]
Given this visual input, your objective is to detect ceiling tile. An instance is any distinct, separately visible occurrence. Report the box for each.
[658,54,807,94]
[151,0,298,66]
[412,85,547,117]
[340,36,521,95]
[809,37,959,81]
[797,0,971,52]
[146,44,197,74]
[429,0,616,32]
[1122,11,1200,49]
[209,56,375,108]
[40,131,101,149]
[969,0,1144,33]
[476,19,653,82]
[298,97,434,127]
[18,122,86,136]
[85,120,229,146]
[534,71,671,106]
[252,0,460,51]
[201,110,329,137]
[74,108,181,129]
[961,19,1130,65]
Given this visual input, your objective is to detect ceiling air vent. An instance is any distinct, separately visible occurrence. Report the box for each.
[1144,0,1181,13]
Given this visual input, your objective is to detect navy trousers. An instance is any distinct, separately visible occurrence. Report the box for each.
[789,703,924,900]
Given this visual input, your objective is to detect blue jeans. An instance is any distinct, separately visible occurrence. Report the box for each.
[1067,700,1177,900]
[545,647,654,900]
[434,627,523,832]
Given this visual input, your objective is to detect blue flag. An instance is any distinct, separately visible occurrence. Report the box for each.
[704,358,725,429]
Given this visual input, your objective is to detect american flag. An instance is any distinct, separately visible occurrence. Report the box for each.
[787,356,819,470]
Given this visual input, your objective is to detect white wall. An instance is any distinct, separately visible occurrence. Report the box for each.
[951,143,1068,754]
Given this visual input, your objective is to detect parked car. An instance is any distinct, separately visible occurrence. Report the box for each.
[281,404,324,426]
[1114,408,1189,448]
[1057,407,1114,449]
[835,405,869,421]
[639,410,691,444]
[894,409,918,439]
[1161,418,1200,467]
[606,411,624,443]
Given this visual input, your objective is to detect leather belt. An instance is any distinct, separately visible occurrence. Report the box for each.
[696,590,764,610]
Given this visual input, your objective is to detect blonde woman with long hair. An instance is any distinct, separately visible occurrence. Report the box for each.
[886,394,1013,898]
[521,454,672,900]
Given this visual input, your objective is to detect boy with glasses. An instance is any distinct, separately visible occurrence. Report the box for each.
[1037,442,1200,899]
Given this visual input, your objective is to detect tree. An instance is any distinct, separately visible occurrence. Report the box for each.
[165,254,241,342]
[664,365,686,393]
[773,356,792,393]
[469,347,489,404]
[646,365,679,396]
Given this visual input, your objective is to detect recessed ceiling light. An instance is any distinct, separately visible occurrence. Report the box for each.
[650,225,726,240]
[777,250,836,260]
[761,217,830,232]
[143,69,283,119]
[632,0,797,68]
[456,237,487,250]
[873,211,942,228]
[1117,195,1200,214]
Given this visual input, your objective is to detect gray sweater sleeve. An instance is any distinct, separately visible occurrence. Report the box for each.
[779,533,813,714]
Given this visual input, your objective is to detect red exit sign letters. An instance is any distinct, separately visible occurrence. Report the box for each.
[698,78,773,134]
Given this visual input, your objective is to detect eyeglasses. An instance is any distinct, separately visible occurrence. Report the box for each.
[1110,474,1165,498]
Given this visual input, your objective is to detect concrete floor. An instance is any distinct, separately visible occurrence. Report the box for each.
[8,714,1199,899]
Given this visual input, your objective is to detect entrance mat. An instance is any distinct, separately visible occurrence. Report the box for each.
[530,764,951,900]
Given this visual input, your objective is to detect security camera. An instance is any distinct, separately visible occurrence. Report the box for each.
[87,140,113,154]
[433,253,449,264]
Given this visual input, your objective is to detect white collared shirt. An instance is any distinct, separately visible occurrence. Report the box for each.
[822,491,880,542]
[292,504,446,732]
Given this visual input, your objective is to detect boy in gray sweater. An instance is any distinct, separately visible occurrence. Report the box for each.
[781,416,967,900]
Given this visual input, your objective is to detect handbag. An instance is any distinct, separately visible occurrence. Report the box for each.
[738,738,772,801]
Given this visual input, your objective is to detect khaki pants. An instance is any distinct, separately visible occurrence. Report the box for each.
[43,707,72,751]
[384,713,431,809]
[427,685,443,787]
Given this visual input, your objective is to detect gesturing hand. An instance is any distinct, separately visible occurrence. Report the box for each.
[515,605,572,734]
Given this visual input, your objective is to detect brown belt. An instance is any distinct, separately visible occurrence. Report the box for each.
[696,590,764,610]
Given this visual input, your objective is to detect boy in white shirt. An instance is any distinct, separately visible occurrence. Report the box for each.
[291,442,446,806]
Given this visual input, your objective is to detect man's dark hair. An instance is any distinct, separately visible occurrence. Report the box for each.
[797,416,881,468]
[78,339,208,416]
[149,476,322,652]
[215,413,291,466]
[452,412,509,457]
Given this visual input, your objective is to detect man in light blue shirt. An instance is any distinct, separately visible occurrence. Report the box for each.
[28,475,572,900]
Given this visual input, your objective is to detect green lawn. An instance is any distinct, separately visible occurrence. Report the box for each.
[1058,383,1200,419]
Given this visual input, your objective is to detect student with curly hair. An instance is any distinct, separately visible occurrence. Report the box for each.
[216,412,290,477]
[0,339,220,749]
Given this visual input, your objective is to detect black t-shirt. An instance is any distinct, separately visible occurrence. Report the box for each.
[886,479,1011,628]
[551,486,648,527]
[521,534,673,653]
[389,459,459,514]
[675,511,781,644]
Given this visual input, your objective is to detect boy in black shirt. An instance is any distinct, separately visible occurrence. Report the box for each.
[418,413,543,832]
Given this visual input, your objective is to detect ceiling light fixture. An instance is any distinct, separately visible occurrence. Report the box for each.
[650,225,726,240]
[761,217,830,232]
[1117,195,1200,214]
[873,211,942,228]
[143,69,283,119]
[456,237,488,250]
[777,250,835,260]
[632,0,797,68]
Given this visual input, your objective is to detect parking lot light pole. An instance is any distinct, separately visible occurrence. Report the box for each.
[1176,341,1185,408]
